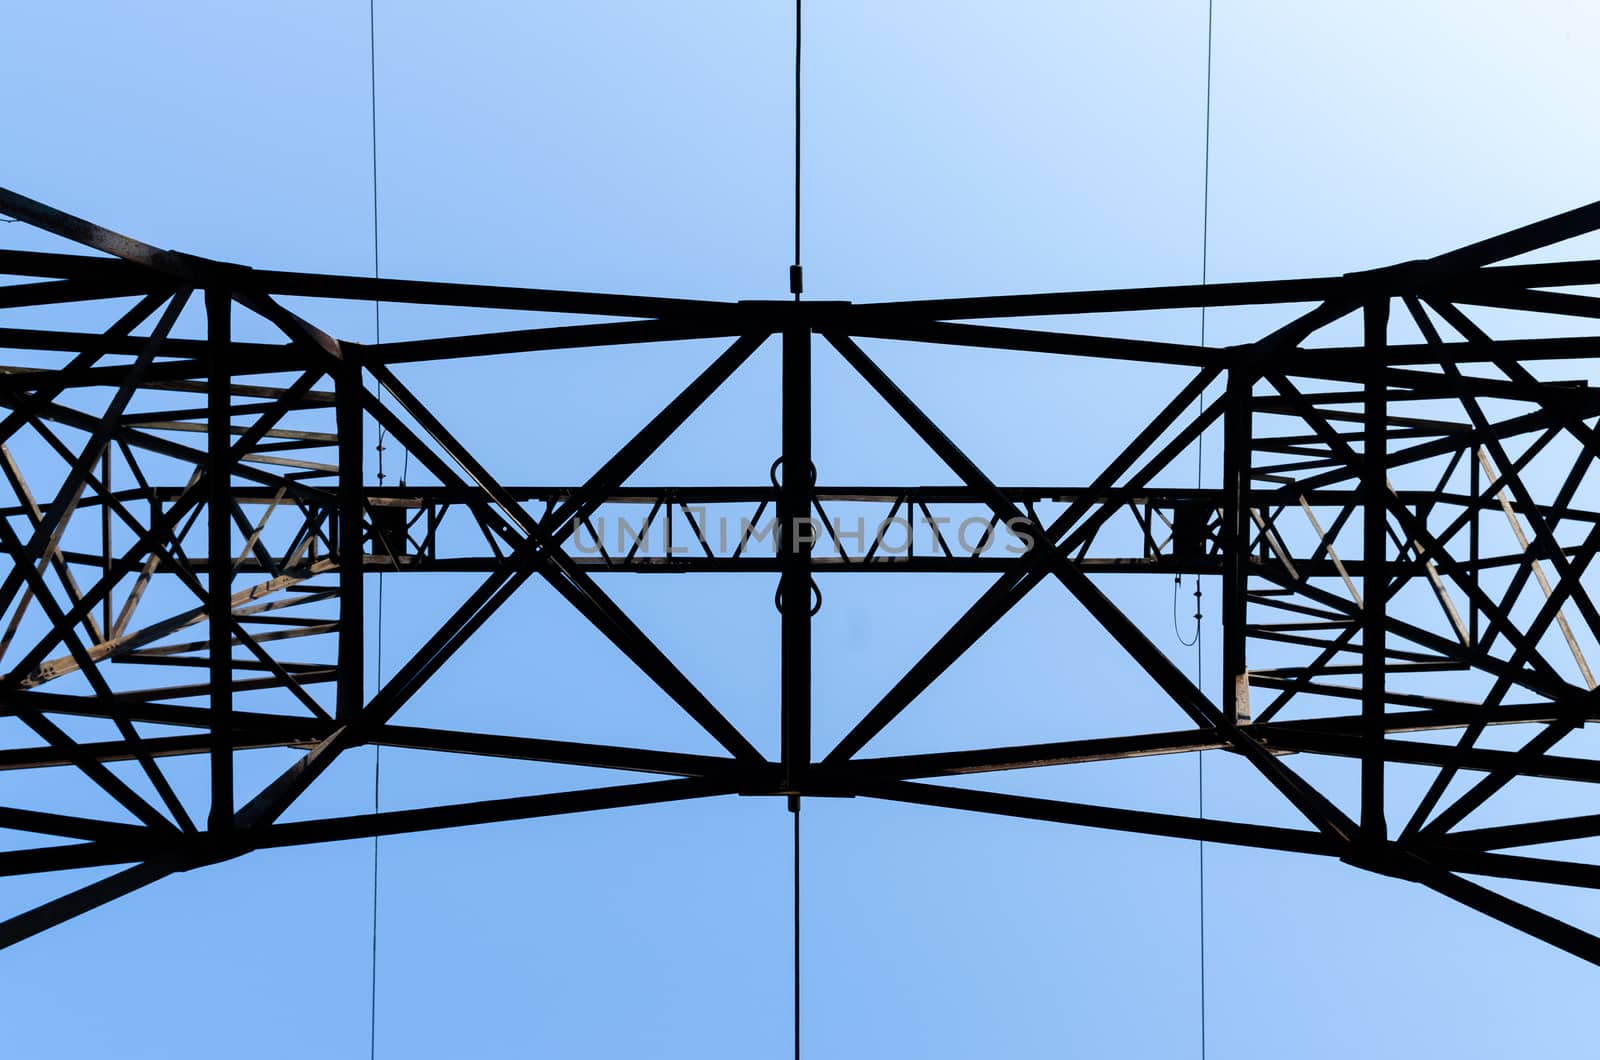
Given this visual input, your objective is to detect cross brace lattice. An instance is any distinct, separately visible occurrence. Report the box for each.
[1,187,1600,962]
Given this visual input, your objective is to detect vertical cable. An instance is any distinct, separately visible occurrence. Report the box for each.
[1196,2,1215,1058]
[370,589,383,1060]
[789,0,803,298]
[791,6,805,1057]
[368,1,383,1057]
[1197,635,1207,1060]
[793,800,801,1060]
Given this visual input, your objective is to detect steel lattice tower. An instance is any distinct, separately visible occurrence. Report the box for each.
[1,185,1599,964]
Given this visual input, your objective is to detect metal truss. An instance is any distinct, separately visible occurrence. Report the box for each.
[2,185,1600,962]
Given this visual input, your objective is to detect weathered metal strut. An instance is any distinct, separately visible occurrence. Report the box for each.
[1,186,1600,962]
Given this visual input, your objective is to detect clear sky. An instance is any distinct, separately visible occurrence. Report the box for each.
[4,2,1600,1057]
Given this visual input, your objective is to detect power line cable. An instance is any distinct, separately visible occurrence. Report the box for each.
[790,0,803,299]
[1196,2,1215,1057]
[368,1,384,1056]
[793,800,802,1060]
[791,7,804,1059]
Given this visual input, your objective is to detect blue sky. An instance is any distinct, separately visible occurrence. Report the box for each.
[4,2,1600,1057]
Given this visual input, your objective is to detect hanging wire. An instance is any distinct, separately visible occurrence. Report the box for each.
[370,578,384,1060]
[1173,575,1200,646]
[793,800,802,1060]
[790,4,805,1057]
[368,1,384,1056]
[1196,2,1215,1058]
[789,0,804,299]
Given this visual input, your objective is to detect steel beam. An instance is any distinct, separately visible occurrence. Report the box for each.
[1,189,1598,967]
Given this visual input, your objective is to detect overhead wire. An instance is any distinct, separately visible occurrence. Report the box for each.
[1196,1,1215,1057]
[790,0,804,299]
[793,800,802,1060]
[368,0,384,1056]
[791,5,804,1059]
